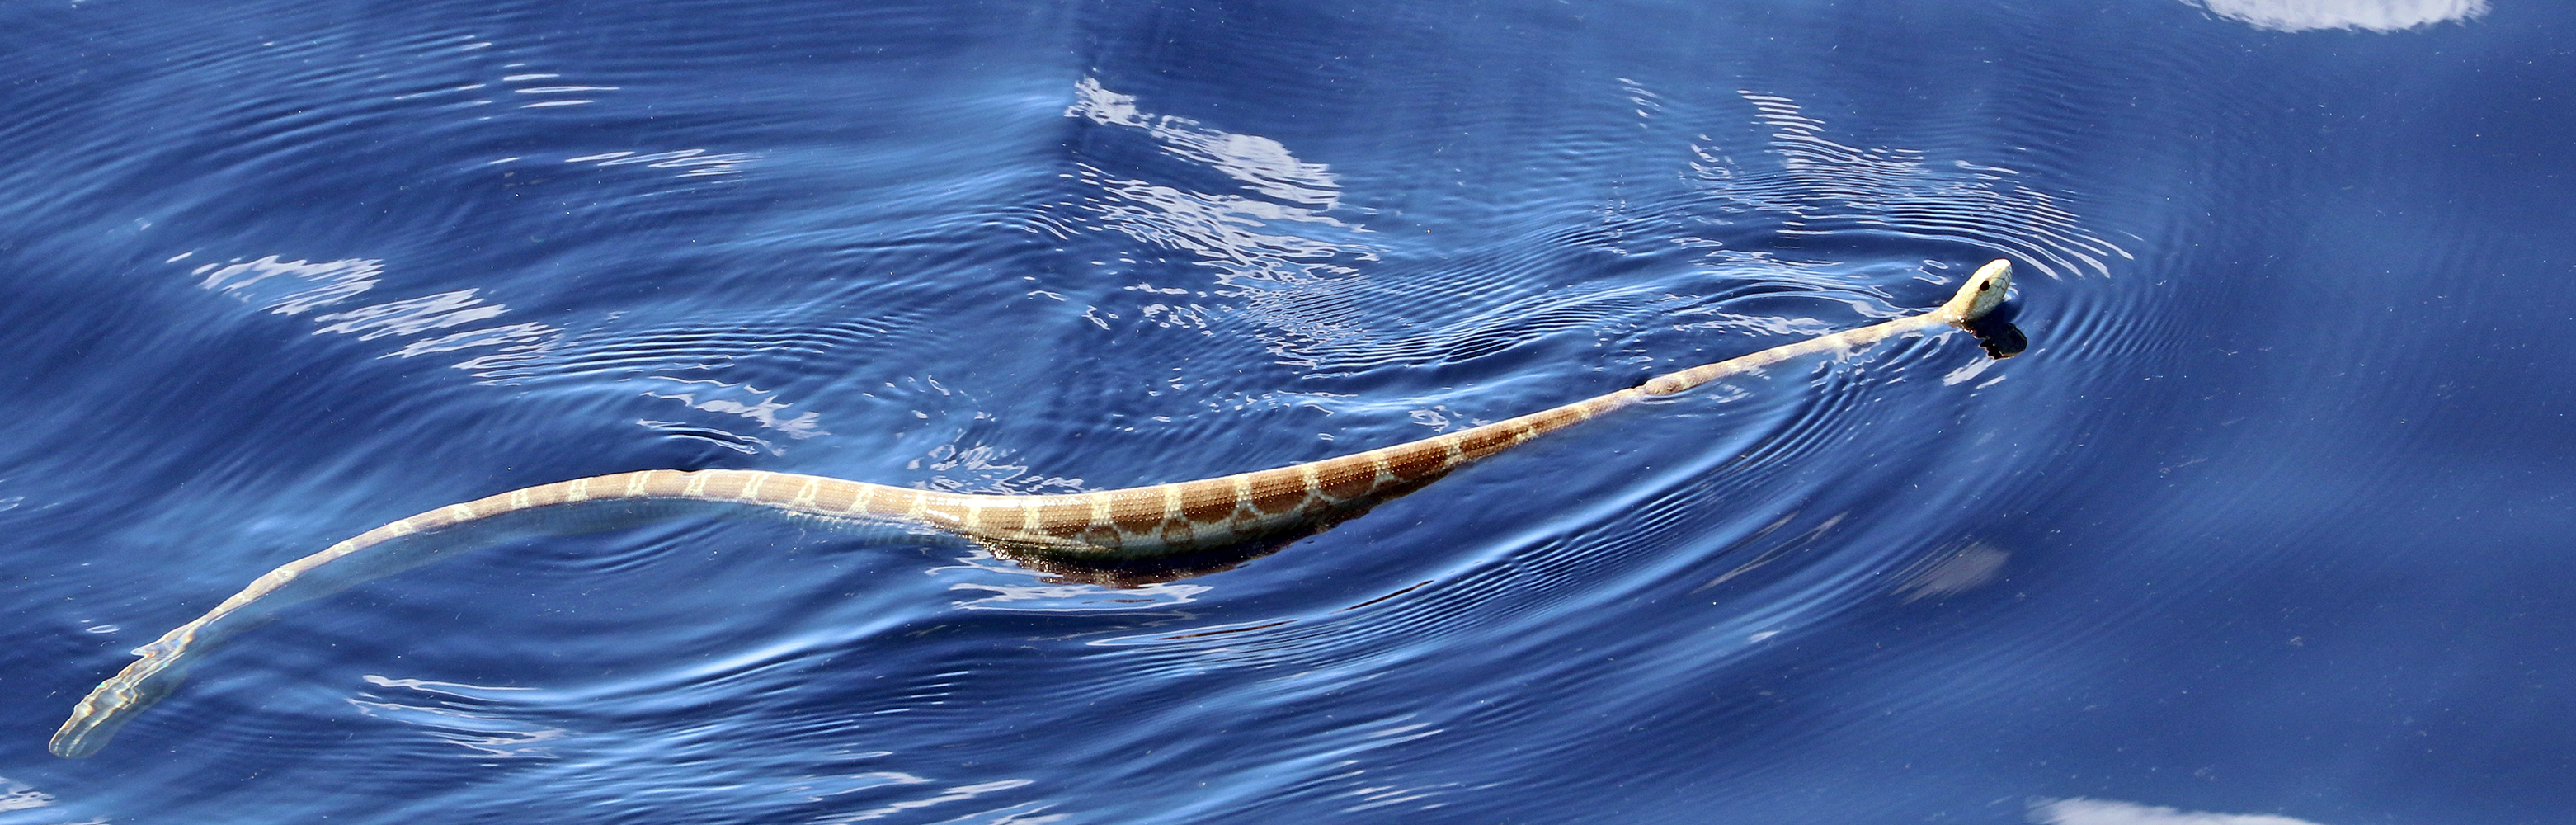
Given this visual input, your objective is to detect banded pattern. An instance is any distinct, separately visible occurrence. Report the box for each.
[50,260,2014,759]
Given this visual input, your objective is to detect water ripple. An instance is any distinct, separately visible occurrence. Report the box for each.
[1704,92,2133,280]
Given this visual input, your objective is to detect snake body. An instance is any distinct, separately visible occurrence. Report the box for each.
[51,260,2013,758]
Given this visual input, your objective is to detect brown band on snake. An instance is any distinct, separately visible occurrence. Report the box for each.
[49,260,2014,758]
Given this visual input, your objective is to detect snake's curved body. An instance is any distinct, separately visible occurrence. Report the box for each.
[51,260,2013,758]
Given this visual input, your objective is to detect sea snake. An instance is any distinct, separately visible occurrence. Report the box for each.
[51,259,2014,758]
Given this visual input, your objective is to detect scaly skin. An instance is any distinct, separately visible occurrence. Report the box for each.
[51,259,2013,758]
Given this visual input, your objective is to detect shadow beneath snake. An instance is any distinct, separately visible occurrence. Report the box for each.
[995,473,1450,587]
[1961,307,2026,359]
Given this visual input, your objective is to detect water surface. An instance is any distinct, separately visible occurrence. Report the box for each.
[3,1,2570,823]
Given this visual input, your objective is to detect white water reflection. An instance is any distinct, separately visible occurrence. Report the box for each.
[1698,93,2131,280]
[1068,77,1340,208]
[563,148,751,177]
[2032,798,2333,825]
[196,255,384,315]
[808,779,1043,824]
[1053,76,1383,363]
[0,776,61,813]
[2189,0,2487,31]
[946,575,1211,612]
[1071,163,1372,284]
[189,255,565,368]
[633,376,828,455]
[348,675,570,759]
[312,289,507,340]
[643,377,827,437]
[1892,540,2009,602]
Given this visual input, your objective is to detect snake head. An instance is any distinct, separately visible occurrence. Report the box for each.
[1938,259,2014,323]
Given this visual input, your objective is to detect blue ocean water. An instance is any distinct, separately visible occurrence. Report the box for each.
[4,0,2570,823]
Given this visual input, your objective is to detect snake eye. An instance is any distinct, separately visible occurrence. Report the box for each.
[1977,282,1991,291]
